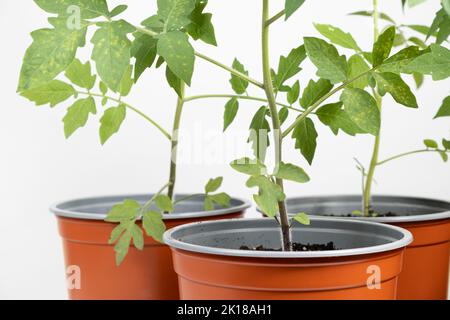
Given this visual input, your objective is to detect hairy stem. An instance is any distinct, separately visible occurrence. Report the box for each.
[77,91,172,140]
[167,84,186,202]
[377,149,450,166]
[262,0,292,252]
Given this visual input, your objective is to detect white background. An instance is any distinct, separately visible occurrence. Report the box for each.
[1,0,449,299]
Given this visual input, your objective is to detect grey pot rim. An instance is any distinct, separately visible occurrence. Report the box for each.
[282,194,450,223]
[163,217,413,259]
[50,193,251,221]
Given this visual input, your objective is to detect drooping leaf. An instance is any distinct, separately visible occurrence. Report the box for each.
[114,230,132,266]
[105,199,141,223]
[300,78,333,109]
[340,88,380,136]
[314,24,361,51]
[165,67,183,97]
[413,72,424,88]
[91,20,135,92]
[230,158,267,176]
[157,31,195,85]
[347,54,370,89]
[427,8,450,44]
[246,176,285,217]
[434,96,450,118]
[109,223,127,244]
[248,106,271,162]
[373,72,418,108]
[229,59,249,94]
[34,0,109,19]
[208,193,231,208]
[223,98,239,131]
[157,0,196,31]
[63,97,96,138]
[273,162,310,183]
[285,0,306,20]
[292,117,318,165]
[131,33,157,82]
[405,44,450,80]
[18,17,87,91]
[99,104,126,145]
[65,59,96,90]
[129,223,144,250]
[142,210,166,243]
[274,45,306,90]
[119,65,133,97]
[372,26,396,67]
[316,102,364,136]
[287,81,300,105]
[155,195,174,213]
[292,212,310,225]
[279,107,289,125]
[304,37,348,84]
[205,177,223,193]
[21,80,75,107]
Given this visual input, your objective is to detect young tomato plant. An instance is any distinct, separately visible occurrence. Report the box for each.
[17,0,244,265]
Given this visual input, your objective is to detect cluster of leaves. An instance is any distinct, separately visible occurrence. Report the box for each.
[423,138,450,162]
[230,157,309,226]
[203,177,231,210]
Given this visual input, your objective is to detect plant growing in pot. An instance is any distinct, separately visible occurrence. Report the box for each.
[17,0,252,300]
[164,0,414,300]
[283,0,450,299]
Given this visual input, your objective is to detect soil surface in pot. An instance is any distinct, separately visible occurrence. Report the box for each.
[325,210,408,218]
[240,241,337,252]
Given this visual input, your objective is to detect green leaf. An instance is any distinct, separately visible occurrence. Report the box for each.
[413,72,424,88]
[406,0,427,7]
[293,212,310,225]
[65,59,96,90]
[304,37,348,84]
[142,210,166,243]
[340,88,380,136]
[34,0,109,19]
[141,15,165,33]
[208,193,231,208]
[157,0,196,31]
[439,151,449,162]
[248,106,270,161]
[91,20,135,92]
[314,24,360,51]
[109,5,128,18]
[443,139,450,150]
[300,78,333,109]
[157,31,195,86]
[372,26,396,67]
[424,139,438,148]
[273,162,310,183]
[119,65,133,97]
[347,54,370,89]
[285,0,306,20]
[99,81,108,95]
[63,97,96,138]
[21,80,75,107]
[99,104,126,145]
[114,230,132,266]
[348,11,396,24]
[205,177,223,193]
[408,37,427,49]
[292,117,318,165]
[223,98,239,131]
[230,158,267,176]
[18,17,87,91]
[287,81,300,105]
[187,0,217,46]
[229,59,249,94]
[444,0,450,17]
[316,102,364,136]
[279,107,289,125]
[274,45,306,90]
[108,223,127,245]
[406,44,450,80]
[129,223,144,250]
[404,25,431,37]
[246,176,285,217]
[435,96,450,118]
[373,72,418,108]
[131,33,157,82]
[204,196,215,211]
[155,195,174,213]
[166,67,183,97]
[105,199,141,223]
[377,46,422,73]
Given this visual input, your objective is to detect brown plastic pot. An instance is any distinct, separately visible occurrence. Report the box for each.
[51,194,250,300]
[164,218,412,300]
[282,195,450,300]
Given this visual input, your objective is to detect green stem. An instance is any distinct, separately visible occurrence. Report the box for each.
[183,94,294,109]
[363,0,382,216]
[281,69,373,138]
[195,52,265,89]
[262,0,292,252]
[377,149,450,166]
[266,9,285,26]
[142,182,172,212]
[167,84,186,202]
[77,91,172,140]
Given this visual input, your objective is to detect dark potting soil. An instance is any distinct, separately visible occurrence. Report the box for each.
[325,211,408,218]
[240,241,337,252]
